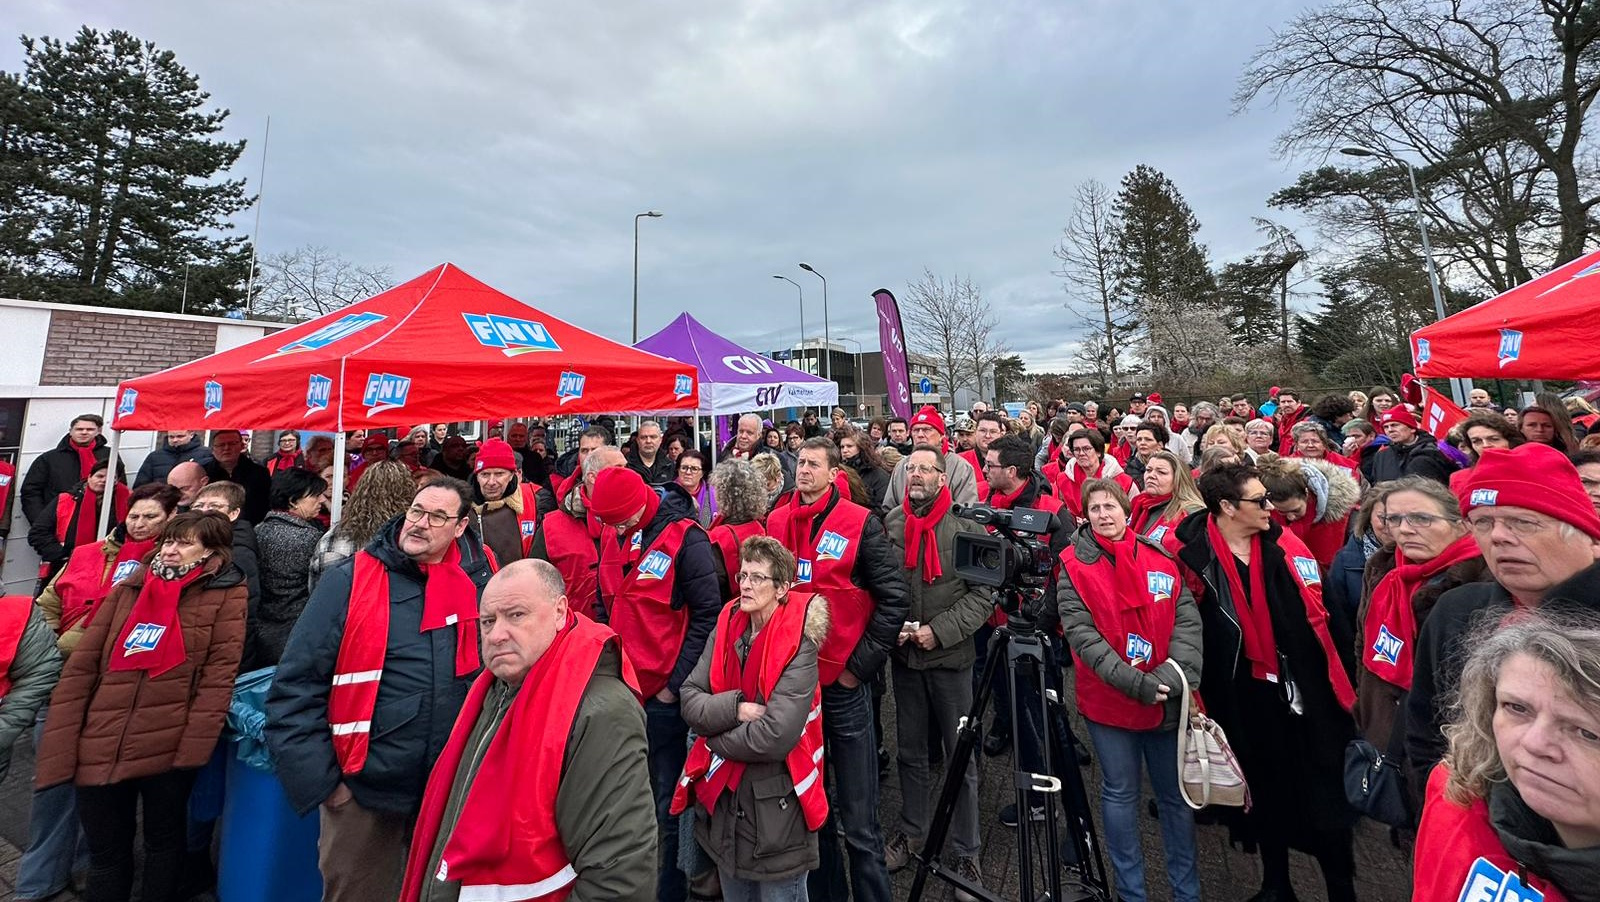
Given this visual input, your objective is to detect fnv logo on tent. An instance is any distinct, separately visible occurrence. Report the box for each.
[363,373,411,415]
[1497,329,1523,368]
[122,622,166,655]
[1415,338,1431,365]
[306,374,332,414]
[557,371,586,405]
[269,312,386,357]
[117,388,137,417]
[674,374,695,399]
[203,380,223,418]
[463,313,561,356]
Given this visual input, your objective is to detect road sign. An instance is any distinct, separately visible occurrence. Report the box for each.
[919,376,933,394]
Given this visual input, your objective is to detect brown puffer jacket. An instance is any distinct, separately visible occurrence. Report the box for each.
[36,558,248,788]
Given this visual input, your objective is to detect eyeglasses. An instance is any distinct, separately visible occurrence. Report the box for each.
[906,464,944,475]
[1246,429,1273,437]
[678,465,702,473]
[735,572,777,585]
[404,505,463,528]
[1466,513,1552,538]
[1378,512,1458,530]
[1233,495,1272,509]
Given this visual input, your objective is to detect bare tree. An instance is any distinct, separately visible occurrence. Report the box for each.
[1054,179,1132,388]
[252,245,393,318]
[964,294,1009,405]
[902,269,978,403]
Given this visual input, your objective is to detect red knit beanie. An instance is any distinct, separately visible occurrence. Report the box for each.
[1459,443,1600,540]
[473,439,517,473]
[1378,405,1419,431]
[910,405,947,436]
[589,466,651,525]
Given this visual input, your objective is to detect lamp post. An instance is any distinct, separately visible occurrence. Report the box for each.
[798,263,830,382]
[772,274,806,370]
[1340,146,1468,406]
[632,211,663,343]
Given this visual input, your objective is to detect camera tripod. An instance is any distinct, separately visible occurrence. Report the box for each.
[907,589,1112,902]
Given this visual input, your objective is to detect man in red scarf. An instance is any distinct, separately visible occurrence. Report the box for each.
[20,414,122,526]
[879,445,992,893]
[531,447,625,620]
[882,406,980,508]
[402,559,656,902]
[267,478,494,902]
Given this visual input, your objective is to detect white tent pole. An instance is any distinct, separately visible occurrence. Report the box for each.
[330,431,347,527]
[98,427,122,539]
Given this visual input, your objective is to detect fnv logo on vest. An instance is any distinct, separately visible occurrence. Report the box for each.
[1470,488,1499,507]
[557,371,586,405]
[1146,571,1175,603]
[117,388,138,417]
[306,374,332,414]
[637,550,672,580]
[269,312,386,358]
[363,373,411,415]
[203,381,223,418]
[1415,338,1431,365]
[111,560,140,585]
[1497,329,1523,368]
[122,622,167,655]
[1293,556,1322,586]
[816,531,849,561]
[1371,624,1404,666]
[674,374,695,399]
[796,559,814,583]
[463,313,561,356]
[1147,524,1169,543]
[1125,633,1153,667]
[1456,856,1544,901]
[520,520,537,539]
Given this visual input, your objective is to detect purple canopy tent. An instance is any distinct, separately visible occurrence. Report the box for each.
[628,313,838,415]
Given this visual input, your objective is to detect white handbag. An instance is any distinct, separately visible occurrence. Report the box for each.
[1166,660,1250,810]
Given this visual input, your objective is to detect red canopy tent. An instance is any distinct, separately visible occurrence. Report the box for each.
[1411,248,1600,379]
[102,262,699,525]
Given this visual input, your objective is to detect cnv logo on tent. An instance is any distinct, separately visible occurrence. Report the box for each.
[463,313,562,356]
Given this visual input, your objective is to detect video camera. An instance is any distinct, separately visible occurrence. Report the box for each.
[951,503,1058,591]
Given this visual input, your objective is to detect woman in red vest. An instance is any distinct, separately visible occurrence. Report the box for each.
[1058,479,1203,902]
[28,459,130,587]
[1256,454,1361,572]
[676,535,829,899]
[706,458,768,601]
[1414,614,1600,902]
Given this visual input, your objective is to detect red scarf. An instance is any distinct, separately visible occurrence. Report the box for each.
[986,480,1026,511]
[901,486,951,583]
[108,563,207,677]
[418,542,484,678]
[73,443,97,479]
[1362,534,1480,690]
[1093,530,1152,617]
[73,490,102,547]
[783,489,832,555]
[1129,491,1170,534]
[1205,517,1279,683]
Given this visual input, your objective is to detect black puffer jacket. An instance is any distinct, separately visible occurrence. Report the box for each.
[20,434,123,525]
[265,517,492,816]
[133,436,212,487]
[1358,433,1455,486]
[843,456,890,517]
[247,511,326,670]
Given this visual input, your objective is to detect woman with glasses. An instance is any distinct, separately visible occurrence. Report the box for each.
[1109,415,1140,465]
[1243,419,1276,461]
[675,536,829,901]
[1050,428,1134,522]
[1176,463,1359,902]
[676,450,715,525]
[1352,477,1487,809]
[265,431,304,475]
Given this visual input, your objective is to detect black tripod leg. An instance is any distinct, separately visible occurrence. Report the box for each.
[1008,633,1065,902]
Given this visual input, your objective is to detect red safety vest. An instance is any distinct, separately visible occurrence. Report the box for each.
[708,520,765,598]
[515,483,541,558]
[52,537,153,634]
[1059,537,1182,730]
[598,518,699,699]
[0,596,32,698]
[1413,766,1567,902]
[266,451,304,475]
[42,486,130,578]
[672,595,828,830]
[958,449,990,500]
[1050,460,1133,521]
[539,509,610,621]
[767,492,872,686]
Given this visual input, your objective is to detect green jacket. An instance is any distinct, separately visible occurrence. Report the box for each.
[1,605,63,781]
[883,505,995,671]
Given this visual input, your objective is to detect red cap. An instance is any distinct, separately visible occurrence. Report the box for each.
[1147,391,1164,406]
[473,439,517,473]
[910,405,947,436]
[589,467,652,524]
[1460,444,1600,540]
[1378,405,1419,431]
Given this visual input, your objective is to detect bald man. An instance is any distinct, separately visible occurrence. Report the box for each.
[165,460,210,510]
[402,560,655,902]
[531,447,627,620]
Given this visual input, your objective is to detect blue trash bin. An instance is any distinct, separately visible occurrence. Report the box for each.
[216,667,323,902]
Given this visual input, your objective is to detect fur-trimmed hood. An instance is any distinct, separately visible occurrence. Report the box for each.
[1298,456,1361,524]
[797,593,831,646]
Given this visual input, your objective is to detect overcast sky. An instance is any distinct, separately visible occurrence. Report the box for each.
[7,1,1316,373]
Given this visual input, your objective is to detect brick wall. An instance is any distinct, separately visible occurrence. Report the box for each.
[39,310,220,385]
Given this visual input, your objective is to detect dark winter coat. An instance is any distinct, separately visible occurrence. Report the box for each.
[1175,513,1357,841]
[882,504,993,671]
[0,605,62,782]
[205,455,273,524]
[20,433,124,525]
[247,511,326,671]
[1324,530,1379,622]
[134,436,212,487]
[231,517,261,624]
[626,450,676,486]
[265,518,493,816]
[37,559,247,788]
[844,457,890,517]
[1358,433,1455,486]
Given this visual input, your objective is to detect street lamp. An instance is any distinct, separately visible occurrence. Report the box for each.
[772,274,806,369]
[1340,146,1467,405]
[798,263,830,382]
[632,211,663,343]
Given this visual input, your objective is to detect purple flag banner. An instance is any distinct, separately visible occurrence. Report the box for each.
[874,288,913,419]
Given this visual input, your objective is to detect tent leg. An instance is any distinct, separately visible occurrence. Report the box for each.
[98,428,122,540]
[331,432,347,528]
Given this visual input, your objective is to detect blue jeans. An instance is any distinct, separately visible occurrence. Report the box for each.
[1084,721,1201,902]
[646,697,689,902]
[16,706,89,900]
[809,680,892,902]
[719,869,808,901]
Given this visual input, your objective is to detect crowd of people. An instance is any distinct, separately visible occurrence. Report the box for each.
[0,384,1596,902]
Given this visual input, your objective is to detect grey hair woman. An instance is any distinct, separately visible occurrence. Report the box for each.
[707,458,771,601]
